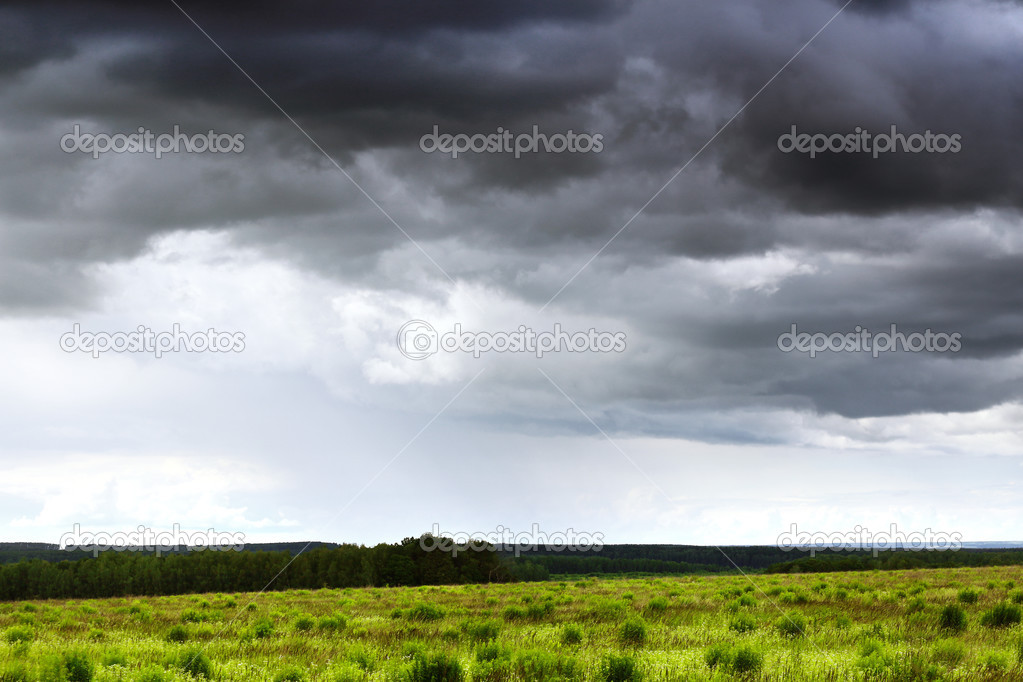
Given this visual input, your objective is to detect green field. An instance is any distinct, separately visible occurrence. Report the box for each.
[2,566,1023,681]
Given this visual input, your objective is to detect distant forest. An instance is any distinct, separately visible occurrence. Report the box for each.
[1,539,1022,601]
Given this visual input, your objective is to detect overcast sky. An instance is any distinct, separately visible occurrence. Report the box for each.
[1,0,1021,550]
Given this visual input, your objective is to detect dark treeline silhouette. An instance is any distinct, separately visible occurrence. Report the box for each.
[765,548,1023,573]
[0,537,512,601]
[497,544,803,573]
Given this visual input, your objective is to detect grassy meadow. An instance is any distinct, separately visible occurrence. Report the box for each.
[2,566,1023,681]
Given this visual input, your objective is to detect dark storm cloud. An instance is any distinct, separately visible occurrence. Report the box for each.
[1,0,1022,424]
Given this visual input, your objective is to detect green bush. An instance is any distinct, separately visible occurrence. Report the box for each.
[135,668,169,682]
[1010,589,1023,604]
[729,613,757,633]
[294,615,315,632]
[317,614,348,632]
[62,651,95,682]
[0,663,28,682]
[939,604,968,632]
[775,612,807,638]
[407,603,444,622]
[462,618,500,642]
[273,667,308,682]
[957,588,979,604]
[100,649,127,667]
[3,626,33,644]
[705,642,734,669]
[176,647,213,679]
[930,639,966,666]
[344,644,375,671]
[254,618,274,638]
[598,653,642,682]
[513,649,578,681]
[407,651,463,682]
[730,645,763,676]
[561,623,584,646]
[501,605,526,621]
[644,597,669,615]
[165,625,189,643]
[618,617,648,646]
[980,601,1022,628]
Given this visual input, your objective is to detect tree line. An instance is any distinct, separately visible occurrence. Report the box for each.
[0,537,523,601]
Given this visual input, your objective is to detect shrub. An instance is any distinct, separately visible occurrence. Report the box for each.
[981,651,1010,672]
[587,598,627,621]
[462,618,500,642]
[273,667,308,682]
[324,662,365,682]
[931,639,966,666]
[775,612,807,638]
[561,623,584,646]
[253,618,274,639]
[100,649,127,667]
[0,663,28,682]
[980,602,1022,628]
[939,604,967,632]
[62,651,95,682]
[3,626,33,644]
[1010,589,1023,604]
[705,642,734,669]
[644,597,669,615]
[294,615,315,632]
[407,652,463,682]
[407,603,444,622]
[177,647,213,679]
[318,614,348,632]
[598,653,642,682]
[166,625,189,643]
[906,596,927,613]
[513,650,578,681]
[618,617,648,646]
[525,600,554,620]
[730,645,763,676]
[729,613,757,633]
[501,606,526,621]
[957,588,979,604]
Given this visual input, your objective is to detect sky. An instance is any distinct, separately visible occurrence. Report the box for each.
[1,0,1021,550]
